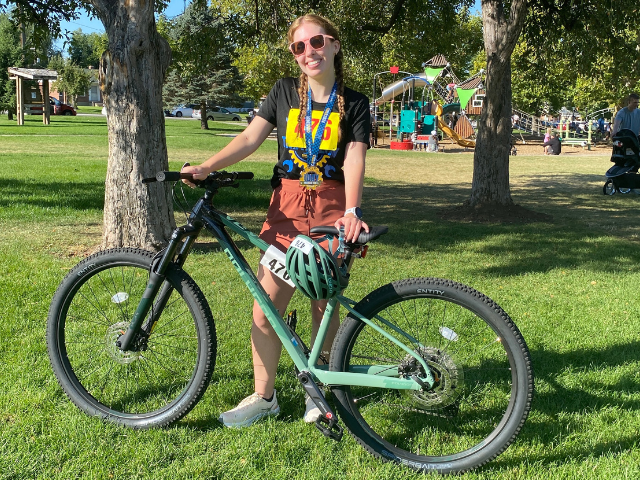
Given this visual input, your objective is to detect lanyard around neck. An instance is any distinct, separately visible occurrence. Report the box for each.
[305,82,338,166]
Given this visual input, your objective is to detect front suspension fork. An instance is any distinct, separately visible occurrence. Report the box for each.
[117,223,201,351]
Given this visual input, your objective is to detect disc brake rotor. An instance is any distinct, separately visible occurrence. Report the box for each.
[105,322,142,365]
[402,346,463,411]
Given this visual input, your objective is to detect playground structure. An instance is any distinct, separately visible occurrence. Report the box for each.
[371,55,617,152]
[372,55,484,150]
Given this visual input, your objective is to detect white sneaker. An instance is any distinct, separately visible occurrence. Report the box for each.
[218,391,280,428]
[304,394,322,423]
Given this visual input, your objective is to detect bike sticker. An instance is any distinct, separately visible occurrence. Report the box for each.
[260,245,295,287]
[290,237,314,254]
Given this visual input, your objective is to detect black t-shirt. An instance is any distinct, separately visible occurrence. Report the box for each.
[543,137,562,155]
[257,77,370,188]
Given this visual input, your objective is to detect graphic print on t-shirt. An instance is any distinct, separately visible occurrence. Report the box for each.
[282,108,341,186]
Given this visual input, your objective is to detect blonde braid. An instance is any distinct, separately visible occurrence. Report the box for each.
[296,72,308,139]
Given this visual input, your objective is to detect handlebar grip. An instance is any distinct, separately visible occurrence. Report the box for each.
[143,170,254,185]
[156,171,192,182]
[308,225,389,244]
[356,226,388,244]
[234,172,254,180]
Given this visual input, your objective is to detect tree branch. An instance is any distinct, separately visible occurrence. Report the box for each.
[359,0,407,34]
[504,0,528,52]
[254,0,259,35]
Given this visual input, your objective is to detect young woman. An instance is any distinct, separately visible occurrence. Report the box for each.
[181,14,371,428]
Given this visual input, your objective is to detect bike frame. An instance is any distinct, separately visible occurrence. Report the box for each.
[124,193,434,391]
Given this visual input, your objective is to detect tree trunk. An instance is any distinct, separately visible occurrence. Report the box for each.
[200,100,209,130]
[470,60,513,205]
[468,0,527,207]
[92,0,174,250]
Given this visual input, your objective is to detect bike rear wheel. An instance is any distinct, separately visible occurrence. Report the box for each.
[47,248,216,429]
[330,278,533,474]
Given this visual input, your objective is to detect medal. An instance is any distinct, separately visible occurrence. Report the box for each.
[300,165,322,188]
[300,82,338,189]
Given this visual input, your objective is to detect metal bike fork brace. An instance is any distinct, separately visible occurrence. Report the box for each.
[117,223,202,351]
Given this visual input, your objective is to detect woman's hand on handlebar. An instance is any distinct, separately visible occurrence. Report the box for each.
[335,216,369,243]
[181,164,210,187]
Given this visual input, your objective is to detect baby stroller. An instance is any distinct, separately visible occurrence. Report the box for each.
[603,129,640,195]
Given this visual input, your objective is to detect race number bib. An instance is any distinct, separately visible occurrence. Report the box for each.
[285,109,340,151]
[260,245,295,287]
[290,236,314,254]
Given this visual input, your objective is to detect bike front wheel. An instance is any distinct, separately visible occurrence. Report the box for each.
[47,248,216,429]
[330,278,533,474]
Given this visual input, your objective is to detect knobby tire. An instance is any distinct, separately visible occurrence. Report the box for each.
[330,277,533,474]
[47,248,216,429]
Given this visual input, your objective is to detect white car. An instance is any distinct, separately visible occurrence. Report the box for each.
[192,106,242,122]
[170,104,199,118]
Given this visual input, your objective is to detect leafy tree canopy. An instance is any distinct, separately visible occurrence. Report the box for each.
[216,0,482,100]
[0,13,22,115]
[48,55,91,106]
[0,0,169,41]
[159,1,243,116]
[68,29,107,68]
[512,0,640,114]
[0,0,86,40]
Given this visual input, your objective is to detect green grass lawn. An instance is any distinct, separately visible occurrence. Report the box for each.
[2,115,640,479]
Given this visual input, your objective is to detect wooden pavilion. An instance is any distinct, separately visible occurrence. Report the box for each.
[7,67,58,126]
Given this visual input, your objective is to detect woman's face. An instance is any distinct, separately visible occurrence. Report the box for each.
[291,22,340,82]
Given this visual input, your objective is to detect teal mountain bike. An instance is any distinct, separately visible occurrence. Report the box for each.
[47,171,534,474]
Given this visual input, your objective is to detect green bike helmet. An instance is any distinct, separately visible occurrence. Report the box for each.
[285,235,349,300]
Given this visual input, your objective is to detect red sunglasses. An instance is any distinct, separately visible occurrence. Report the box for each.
[289,34,335,56]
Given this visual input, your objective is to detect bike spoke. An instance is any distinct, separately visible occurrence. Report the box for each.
[340,292,521,462]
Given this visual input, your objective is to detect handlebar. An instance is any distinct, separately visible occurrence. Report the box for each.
[310,225,388,245]
[142,171,254,185]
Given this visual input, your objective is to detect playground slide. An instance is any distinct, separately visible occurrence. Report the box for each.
[375,73,428,104]
[437,118,476,148]
[435,104,476,148]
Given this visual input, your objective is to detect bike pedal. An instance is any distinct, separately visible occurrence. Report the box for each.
[298,370,340,438]
[315,414,343,442]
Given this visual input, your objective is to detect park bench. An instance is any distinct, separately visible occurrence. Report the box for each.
[561,138,590,150]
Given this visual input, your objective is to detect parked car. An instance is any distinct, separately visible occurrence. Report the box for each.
[374,113,390,126]
[28,99,76,116]
[170,104,199,117]
[51,98,76,116]
[192,106,242,122]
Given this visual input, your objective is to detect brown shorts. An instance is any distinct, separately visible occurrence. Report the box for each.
[259,179,345,252]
